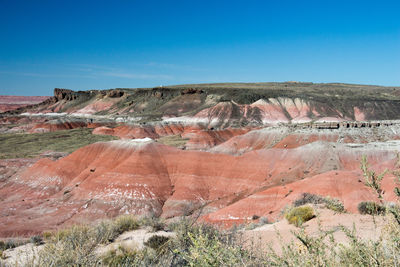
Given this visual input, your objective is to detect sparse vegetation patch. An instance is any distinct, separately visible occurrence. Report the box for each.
[285,205,315,226]
[294,192,346,213]
[156,134,188,148]
[358,201,386,215]
[0,128,117,159]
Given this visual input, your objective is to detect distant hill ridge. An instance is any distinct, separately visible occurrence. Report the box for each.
[3,82,400,125]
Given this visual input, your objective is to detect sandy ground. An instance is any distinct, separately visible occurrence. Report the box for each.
[243,208,386,253]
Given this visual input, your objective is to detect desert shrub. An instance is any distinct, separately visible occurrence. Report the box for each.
[251,214,260,220]
[360,155,387,199]
[101,218,249,266]
[41,231,54,241]
[36,225,101,266]
[173,229,247,267]
[245,216,270,230]
[285,205,315,227]
[266,227,337,266]
[92,220,115,243]
[0,250,4,260]
[144,235,170,251]
[324,197,345,213]
[294,193,325,206]
[165,218,251,266]
[294,193,346,213]
[102,246,145,266]
[140,215,166,232]
[30,235,44,246]
[358,201,386,215]
[0,239,25,250]
[92,216,142,244]
[112,215,140,235]
[387,204,400,225]
[259,216,269,224]
[33,216,143,266]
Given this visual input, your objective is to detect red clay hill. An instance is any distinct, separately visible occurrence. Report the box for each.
[1,82,400,236]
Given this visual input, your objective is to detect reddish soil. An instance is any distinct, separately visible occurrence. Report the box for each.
[0,137,399,236]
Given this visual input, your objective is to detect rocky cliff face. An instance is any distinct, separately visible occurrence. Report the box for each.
[54,88,77,101]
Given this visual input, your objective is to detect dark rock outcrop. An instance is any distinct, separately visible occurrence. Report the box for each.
[54,88,77,101]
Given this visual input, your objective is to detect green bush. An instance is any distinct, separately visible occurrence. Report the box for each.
[285,205,315,227]
[358,201,386,215]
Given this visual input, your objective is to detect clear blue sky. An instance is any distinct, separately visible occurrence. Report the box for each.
[0,0,399,95]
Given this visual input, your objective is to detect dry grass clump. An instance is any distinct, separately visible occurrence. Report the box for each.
[139,215,167,232]
[285,205,315,227]
[112,215,141,235]
[294,192,345,213]
[324,197,345,213]
[144,235,170,251]
[101,246,146,266]
[33,215,140,266]
[36,225,100,266]
[360,155,387,199]
[30,235,44,246]
[0,239,26,250]
[358,201,387,215]
[245,216,270,230]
